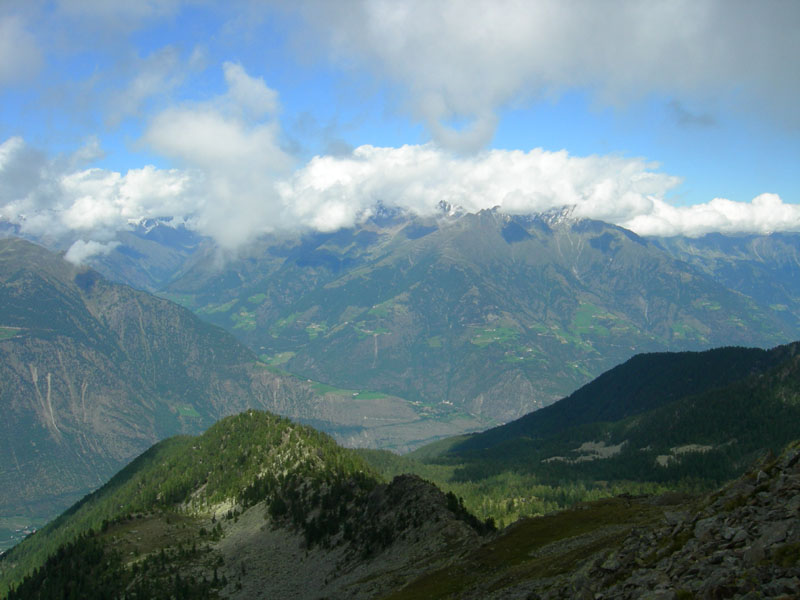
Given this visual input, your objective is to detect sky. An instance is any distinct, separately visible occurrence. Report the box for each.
[0,0,798,259]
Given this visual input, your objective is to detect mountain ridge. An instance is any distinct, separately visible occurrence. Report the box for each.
[455,343,795,452]
[7,211,800,429]
[0,410,492,598]
[426,340,800,491]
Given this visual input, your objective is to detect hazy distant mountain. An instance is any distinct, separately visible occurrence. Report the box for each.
[13,210,798,493]
[87,219,205,292]
[0,238,305,521]
[654,232,800,330]
[147,208,795,423]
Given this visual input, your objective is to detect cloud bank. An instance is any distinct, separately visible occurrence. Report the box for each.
[281,145,681,231]
[0,16,41,86]
[0,135,191,245]
[2,134,799,261]
[297,0,800,151]
[623,194,800,238]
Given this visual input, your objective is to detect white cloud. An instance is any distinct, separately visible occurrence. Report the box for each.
[0,137,49,202]
[64,239,119,265]
[280,144,681,230]
[622,193,800,238]
[2,135,798,249]
[223,61,279,119]
[0,16,42,85]
[145,109,288,173]
[0,137,192,242]
[58,166,192,232]
[296,0,800,150]
[281,144,800,238]
[141,63,294,248]
[1,63,295,250]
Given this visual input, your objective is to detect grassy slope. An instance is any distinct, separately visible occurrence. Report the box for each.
[382,495,670,599]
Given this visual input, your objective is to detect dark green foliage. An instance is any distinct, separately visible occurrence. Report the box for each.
[253,467,378,549]
[1,409,498,598]
[355,342,800,527]
[359,446,677,527]
[442,342,800,490]
[6,532,219,600]
[444,492,496,535]
[456,344,790,453]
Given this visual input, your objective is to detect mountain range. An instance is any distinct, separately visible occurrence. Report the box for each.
[3,207,800,597]
[84,208,800,425]
[356,339,800,529]
[439,341,800,486]
[654,232,800,331]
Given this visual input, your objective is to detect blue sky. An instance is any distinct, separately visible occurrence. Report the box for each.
[0,1,798,255]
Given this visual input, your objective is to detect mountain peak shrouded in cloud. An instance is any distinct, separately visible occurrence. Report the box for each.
[0,1,797,256]
[2,134,799,259]
[139,62,294,250]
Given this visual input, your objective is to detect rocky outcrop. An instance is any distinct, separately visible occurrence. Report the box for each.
[211,475,489,600]
[392,442,800,600]
[555,442,800,599]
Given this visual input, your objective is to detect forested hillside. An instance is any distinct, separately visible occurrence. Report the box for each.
[4,411,799,599]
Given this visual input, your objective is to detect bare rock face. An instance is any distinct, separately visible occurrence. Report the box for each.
[214,475,488,600]
[394,442,800,600]
[561,442,800,599]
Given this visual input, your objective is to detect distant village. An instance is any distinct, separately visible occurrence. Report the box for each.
[0,525,37,556]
